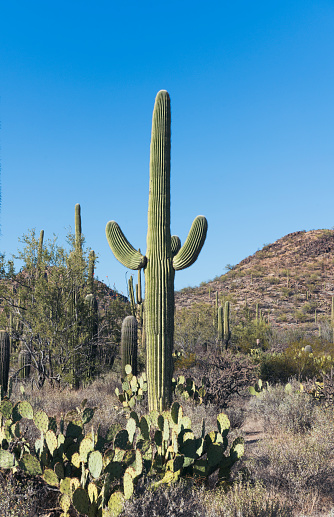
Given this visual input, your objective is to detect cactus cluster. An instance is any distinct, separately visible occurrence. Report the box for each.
[249,378,270,397]
[0,386,244,516]
[106,90,207,411]
[115,365,148,410]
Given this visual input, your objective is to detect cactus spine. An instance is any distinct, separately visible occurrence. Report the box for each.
[106,91,207,411]
[121,316,138,377]
[0,331,10,393]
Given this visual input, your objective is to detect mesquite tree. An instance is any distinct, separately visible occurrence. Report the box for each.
[106,90,207,411]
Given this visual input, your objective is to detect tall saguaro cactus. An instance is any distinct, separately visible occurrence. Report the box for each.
[106,90,207,411]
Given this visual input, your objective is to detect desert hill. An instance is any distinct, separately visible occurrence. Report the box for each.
[175,229,334,337]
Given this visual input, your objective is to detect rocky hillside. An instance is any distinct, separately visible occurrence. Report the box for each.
[175,229,334,336]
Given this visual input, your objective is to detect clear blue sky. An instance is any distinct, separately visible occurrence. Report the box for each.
[1,1,334,296]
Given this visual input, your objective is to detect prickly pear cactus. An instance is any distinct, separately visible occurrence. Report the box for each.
[0,386,244,517]
[115,365,147,410]
[106,91,207,411]
[172,375,206,405]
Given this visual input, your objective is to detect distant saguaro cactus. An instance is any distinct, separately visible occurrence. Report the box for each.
[0,331,10,393]
[218,301,231,351]
[106,90,207,410]
[18,348,31,380]
[75,203,82,254]
[121,315,138,378]
[223,301,231,350]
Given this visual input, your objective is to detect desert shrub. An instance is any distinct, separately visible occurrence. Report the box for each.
[250,382,323,434]
[122,477,294,517]
[174,303,217,356]
[201,479,294,517]
[196,351,258,409]
[259,353,301,383]
[248,423,334,508]
[174,352,197,370]
[301,301,318,314]
[231,319,272,354]
[267,277,281,285]
[258,338,334,383]
[276,314,288,323]
[293,310,309,323]
[0,470,57,517]
[121,477,207,517]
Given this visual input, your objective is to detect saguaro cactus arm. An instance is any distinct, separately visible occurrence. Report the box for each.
[171,235,181,257]
[173,215,208,271]
[105,221,146,270]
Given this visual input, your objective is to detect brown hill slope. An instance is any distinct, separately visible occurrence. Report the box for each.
[175,229,334,336]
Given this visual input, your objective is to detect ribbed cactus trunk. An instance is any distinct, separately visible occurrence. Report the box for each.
[146,92,174,410]
[121,315,138,378]
[0,331,10,393]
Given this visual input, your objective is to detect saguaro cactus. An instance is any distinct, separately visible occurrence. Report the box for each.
[36,229,44,278]
[223,300,231,350]
[106,90,207,411]
[18,348,31,380]
[218,301,231,351]
[0,331,10,393]
[75,203,82,254]
[121,315,138,377]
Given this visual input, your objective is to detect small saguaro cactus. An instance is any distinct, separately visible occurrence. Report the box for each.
[128,276,136,317]
[18,347,31,380]
[121,315,138,377]
[223,300,231,350]
[106,90,207,411]
[0,331,10,393]
[36,229,44,278]
[218,305,223,351]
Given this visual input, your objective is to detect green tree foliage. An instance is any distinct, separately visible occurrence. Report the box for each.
[174,303,218,358]
[0,229,130,388]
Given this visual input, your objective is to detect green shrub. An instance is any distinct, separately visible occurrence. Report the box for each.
[258,338,334,383]
[232,320,271,354]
